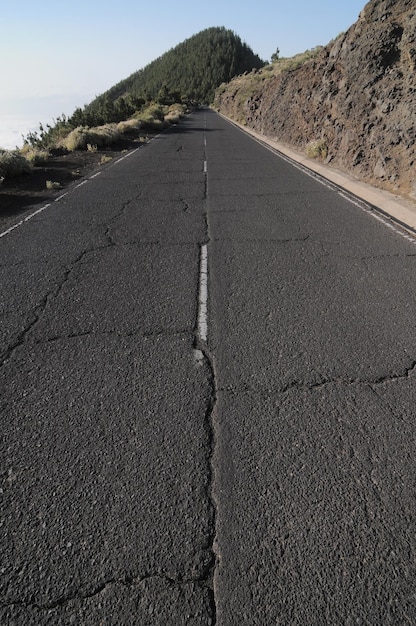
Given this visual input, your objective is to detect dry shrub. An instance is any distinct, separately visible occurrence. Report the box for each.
[0,150,32,178]
[117,119,142,134]
[141,118,165,131]
[62,125,122,151]
[91,125,122,147]
[63,127,89,151]
[46,180,62,189]
[143,104,165,121]
[21,147,50,165]
[305,139,328,160]
[137,104,167,130]
[165,104,186,124]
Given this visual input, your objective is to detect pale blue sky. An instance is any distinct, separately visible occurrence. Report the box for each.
[0,0,366,148]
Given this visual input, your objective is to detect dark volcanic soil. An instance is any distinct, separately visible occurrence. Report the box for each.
[0,134,149,232]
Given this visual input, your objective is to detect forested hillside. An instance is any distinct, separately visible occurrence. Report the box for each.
[78,27,264,124]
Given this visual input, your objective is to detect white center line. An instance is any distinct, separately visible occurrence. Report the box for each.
[198,244,209,343]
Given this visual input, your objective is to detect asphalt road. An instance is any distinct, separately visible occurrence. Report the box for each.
[1,109,415,624]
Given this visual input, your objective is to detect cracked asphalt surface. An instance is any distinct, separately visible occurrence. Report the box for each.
[1,109,416,624]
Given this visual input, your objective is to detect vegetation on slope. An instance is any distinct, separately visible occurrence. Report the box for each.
[1,27,264,183]
[214,45,326,123]
[0,103,185,182]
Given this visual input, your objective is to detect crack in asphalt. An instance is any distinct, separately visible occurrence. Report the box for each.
[219,361,416,398]
[0,199,151,366]
[0,573,212,613]
[0,249,87,367]
[0,297,49,367]
[192,337,218,623]
[360,253,416,260]
[0,240,114,367]
[107,239,204,249]
[369,362,416,387]
[212,235,311,244]
[31,329,193,345]
[1,161,218,618]
[280,364,416,393]
[104,198,137,246]
[180,199,192,213]
[190,121,218,623]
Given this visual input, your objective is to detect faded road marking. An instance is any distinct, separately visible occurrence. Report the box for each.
[198,244,209,343]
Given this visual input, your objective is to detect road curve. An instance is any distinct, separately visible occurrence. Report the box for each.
[1,109,416,624]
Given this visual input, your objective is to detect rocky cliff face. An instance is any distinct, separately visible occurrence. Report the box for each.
[214,0,415,200]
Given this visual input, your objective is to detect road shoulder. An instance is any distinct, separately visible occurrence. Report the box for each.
[218,112,416,233]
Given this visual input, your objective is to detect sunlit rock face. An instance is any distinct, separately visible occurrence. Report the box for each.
[215,0,416,200]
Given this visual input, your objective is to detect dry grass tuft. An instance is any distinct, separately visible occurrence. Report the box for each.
[46,180,62,190]
[20,146,50,165]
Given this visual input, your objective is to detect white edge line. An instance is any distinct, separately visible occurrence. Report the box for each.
[0,203,52,239]
[233,122,416,246]
[115,146,141,164]
[0,137,153,241]
[24,203,51,221]
[0,222,21,239]
[224,113,416,244]
[337,191,416,243]
[55,192,69,202]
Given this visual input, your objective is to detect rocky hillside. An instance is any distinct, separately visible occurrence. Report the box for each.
[214,0,415,201]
